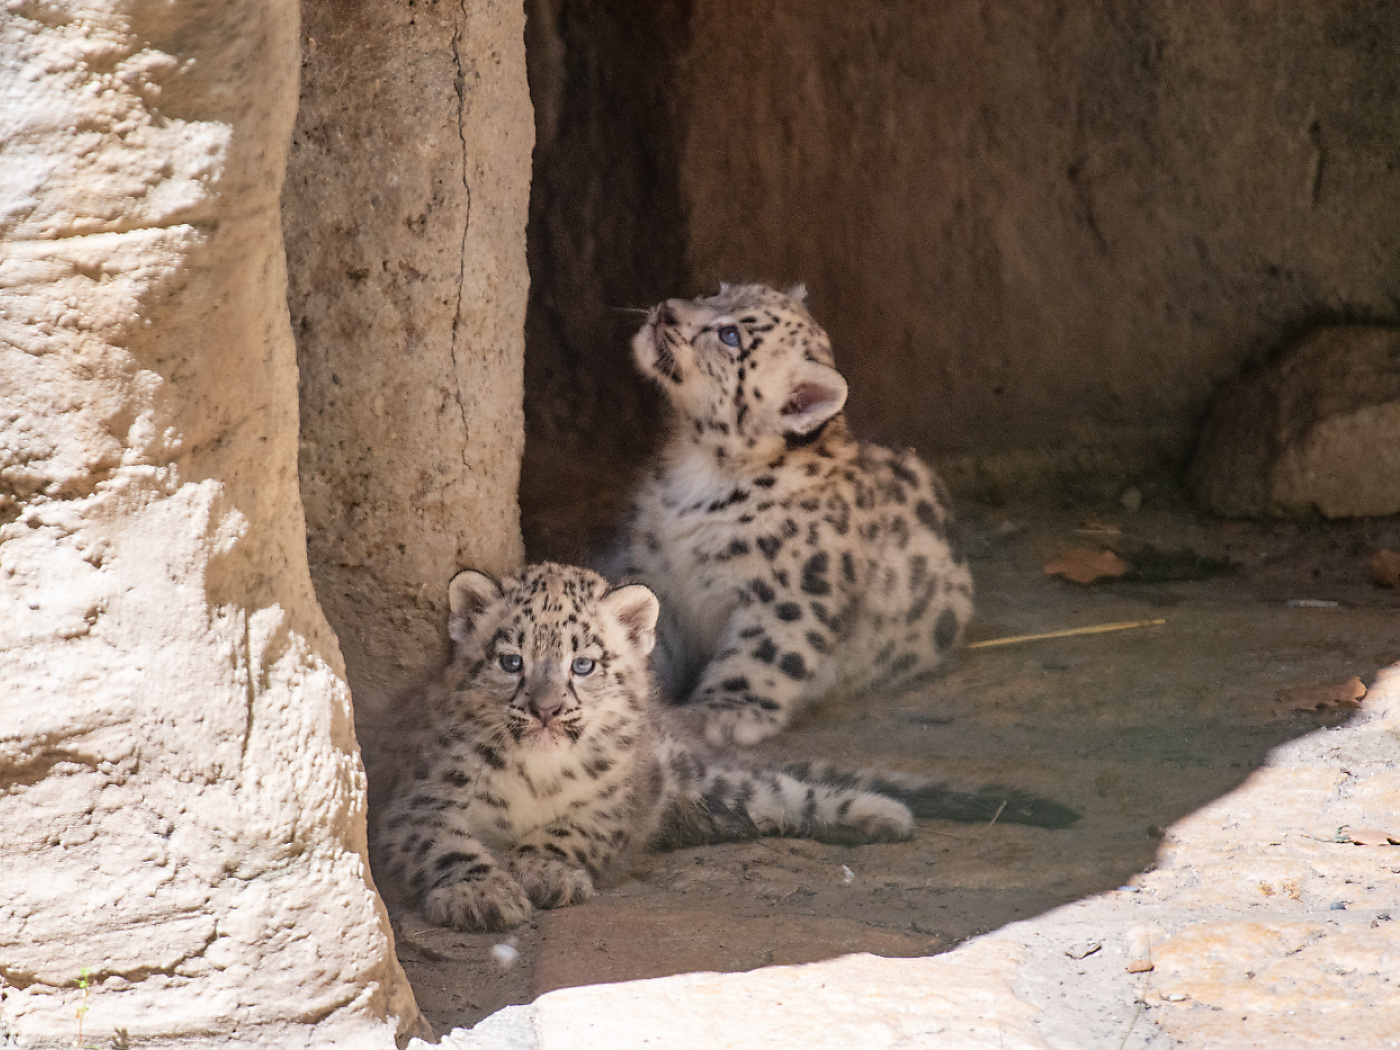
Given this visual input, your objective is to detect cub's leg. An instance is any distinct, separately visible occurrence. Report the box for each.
[383,813,532,931]
[505,847,594,912]
[685,606,837,746]
[661,739,914,846]
[508,815,636,911]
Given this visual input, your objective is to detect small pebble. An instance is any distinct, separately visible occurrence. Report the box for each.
[1329,901,1348,911]
[841,865,855,885]
[490,943,520,968]
[1065,940,1102,960]
[1117,885,1140,893]
[1162,992,1189,1002]
[1126,960,1155,973]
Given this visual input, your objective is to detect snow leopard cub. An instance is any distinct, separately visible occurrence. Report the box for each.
[375,563,926,932]
[622,283,974,746]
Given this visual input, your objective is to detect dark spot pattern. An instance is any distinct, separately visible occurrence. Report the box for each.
[778,653,807,679]
[915,500,941,532]
[801,551,831,595]
[934,608,961,651]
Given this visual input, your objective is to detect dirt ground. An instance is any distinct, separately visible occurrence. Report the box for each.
[390,493,1400,1037]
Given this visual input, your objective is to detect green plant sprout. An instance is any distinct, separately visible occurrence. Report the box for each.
[74,968,91,1049]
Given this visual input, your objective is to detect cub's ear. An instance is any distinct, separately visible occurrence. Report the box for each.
[779,361,847,436]
[601,584,660,657]
[785,283,808,304]
[447,570,502,647]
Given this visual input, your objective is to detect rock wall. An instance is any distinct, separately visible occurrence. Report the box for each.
[283,0,531,795]
[1190,326,1400,518]
[519,0,689,558]
[0,0,425,1044]
[522,1,1400,517]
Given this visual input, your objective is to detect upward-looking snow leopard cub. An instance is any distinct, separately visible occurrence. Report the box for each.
[374,563,1074,931]
[622,283,973,747]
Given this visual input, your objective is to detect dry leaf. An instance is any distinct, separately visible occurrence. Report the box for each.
[1278,676,1367,712]
[1044,547,1127,585]
[1125,960,1155,973]
[1370,549,1400,589]
[1346,829,1400,846]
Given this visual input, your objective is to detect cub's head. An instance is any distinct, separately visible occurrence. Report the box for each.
[443,563,660,748]
[632,283,848,456]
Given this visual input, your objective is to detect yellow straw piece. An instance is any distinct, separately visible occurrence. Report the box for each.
[966,618,1166,650]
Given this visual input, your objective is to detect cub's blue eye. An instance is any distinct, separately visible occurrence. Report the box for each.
[498,654,523,674]
[717,325,741,349]
[571,656,596,676]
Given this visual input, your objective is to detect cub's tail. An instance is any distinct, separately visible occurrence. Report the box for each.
[779,762,1080,830]
[653,740,916,850]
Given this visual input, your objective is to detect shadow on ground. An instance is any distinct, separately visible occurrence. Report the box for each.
[390,495,1400,1033]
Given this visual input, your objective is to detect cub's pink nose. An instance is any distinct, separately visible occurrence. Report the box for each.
[528,696,565,724]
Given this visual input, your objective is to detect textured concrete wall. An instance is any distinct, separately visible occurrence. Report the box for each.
[0,0,424,1044]
[284,0,531,795]
[522,1,1400,514]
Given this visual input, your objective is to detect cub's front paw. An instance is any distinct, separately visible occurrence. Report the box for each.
[422,869,532,931]
[703,705,782,748]
[509,856,594,911]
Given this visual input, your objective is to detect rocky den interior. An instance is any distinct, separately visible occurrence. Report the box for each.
[2,1,1396,1048]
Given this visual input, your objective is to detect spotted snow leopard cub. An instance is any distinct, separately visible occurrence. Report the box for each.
[620,283,974,746]
[374,563,1073,931]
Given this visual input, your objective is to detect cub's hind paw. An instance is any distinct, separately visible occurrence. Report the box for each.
[509,856,594,911]
[702,705,783,748]
[815,793,915,846]
[422,869,532,931]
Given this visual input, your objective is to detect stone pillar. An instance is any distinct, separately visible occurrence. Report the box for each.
[283,0,530,798]
[0,0,426,1044]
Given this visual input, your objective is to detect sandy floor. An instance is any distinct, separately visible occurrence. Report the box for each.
[392,496,1400,1039]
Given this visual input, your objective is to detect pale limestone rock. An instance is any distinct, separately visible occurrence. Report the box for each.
[283,0,530,799]
[1,0,424,1043]
[432,939,1049,1050]
[1190,326,1400,518]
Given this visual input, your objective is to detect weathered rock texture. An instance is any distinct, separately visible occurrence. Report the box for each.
[283,0,530,796]
[1190,326,1400,518]
[521,1,1400,529]
[1,0,424,1044]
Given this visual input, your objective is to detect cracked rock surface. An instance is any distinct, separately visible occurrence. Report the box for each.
[1,1,424,1044]
[282,0,531,806]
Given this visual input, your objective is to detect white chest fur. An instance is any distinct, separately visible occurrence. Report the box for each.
[465,742,628,850]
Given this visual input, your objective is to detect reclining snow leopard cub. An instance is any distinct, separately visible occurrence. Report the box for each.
[620,283,973,746]
[373,563,1074,932]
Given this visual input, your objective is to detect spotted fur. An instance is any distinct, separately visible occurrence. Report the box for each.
[376,564,925,931]
[375,564,1074,931]
[622,283,974,746]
